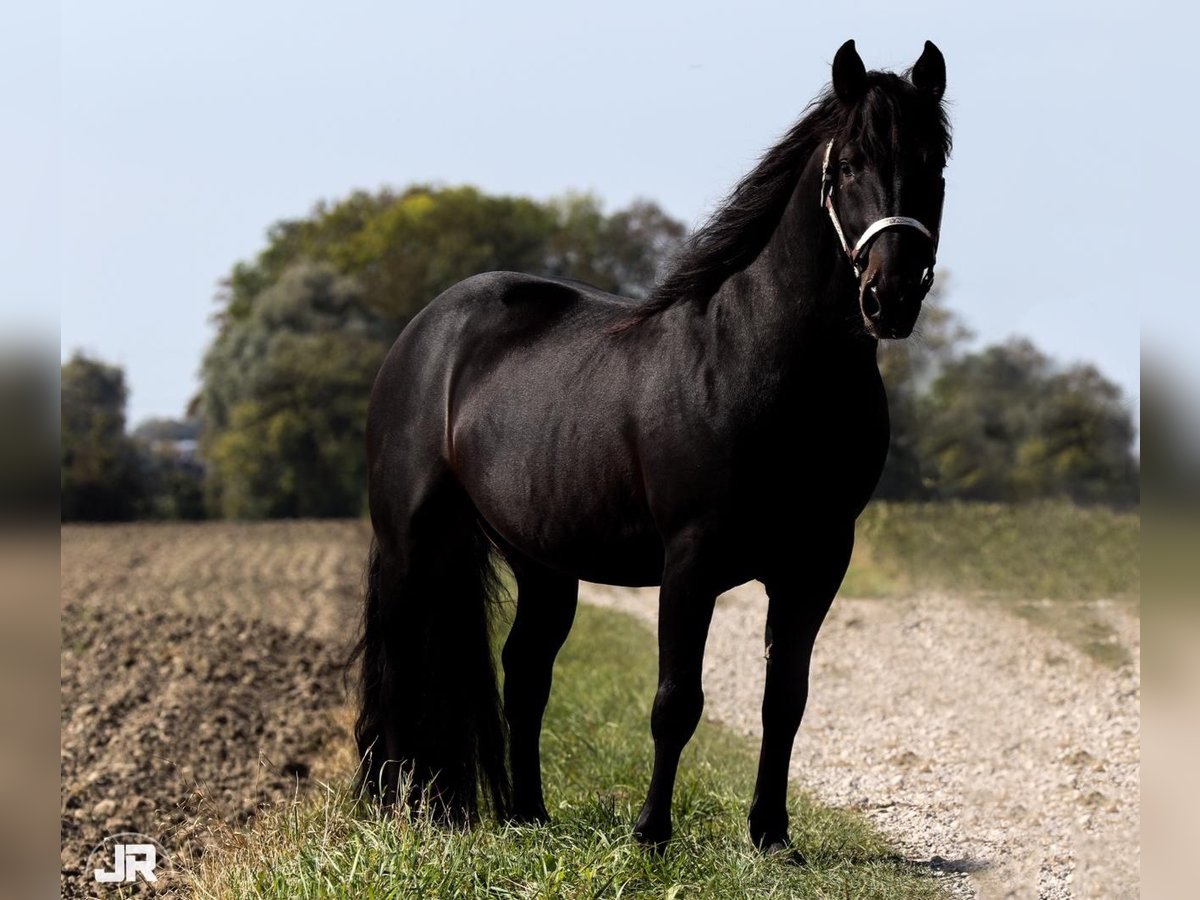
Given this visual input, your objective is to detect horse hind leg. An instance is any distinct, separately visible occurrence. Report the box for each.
[500,554,578,824]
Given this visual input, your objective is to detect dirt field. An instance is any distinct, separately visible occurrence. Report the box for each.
[60,522,371,897]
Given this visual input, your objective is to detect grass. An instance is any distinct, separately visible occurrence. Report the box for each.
[189,604,945,899]
[841,501,1140,666]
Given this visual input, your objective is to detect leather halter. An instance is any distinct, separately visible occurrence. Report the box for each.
[819,140,938,291]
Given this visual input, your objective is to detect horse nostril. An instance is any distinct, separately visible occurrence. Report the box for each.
[862,284,881,319]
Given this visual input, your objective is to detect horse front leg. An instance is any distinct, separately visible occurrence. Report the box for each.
[748,524,854,862]
[633,537,720,850]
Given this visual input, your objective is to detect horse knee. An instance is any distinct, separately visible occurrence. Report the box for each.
[651,680,705,747]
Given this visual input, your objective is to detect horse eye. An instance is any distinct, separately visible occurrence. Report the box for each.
[839,160,854,179]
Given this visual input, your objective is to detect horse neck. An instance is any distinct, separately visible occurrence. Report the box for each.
[709,150,878,375]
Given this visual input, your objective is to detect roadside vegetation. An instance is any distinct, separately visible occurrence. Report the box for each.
[189,604,945,899]
[843,500,1139,665]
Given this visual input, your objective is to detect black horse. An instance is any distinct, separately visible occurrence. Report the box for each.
[354,39,950,860]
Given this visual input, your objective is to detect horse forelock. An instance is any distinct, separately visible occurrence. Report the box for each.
[841,74,953,166]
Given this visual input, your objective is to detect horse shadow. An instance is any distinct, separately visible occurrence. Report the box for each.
[893,853,992,876]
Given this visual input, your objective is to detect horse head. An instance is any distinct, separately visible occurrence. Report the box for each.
[822,39,949,339]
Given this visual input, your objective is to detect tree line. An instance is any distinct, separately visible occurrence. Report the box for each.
[60,184,1138,521]
[60,354,204,521]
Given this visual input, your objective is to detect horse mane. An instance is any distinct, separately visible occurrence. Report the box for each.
[619,72,951,326]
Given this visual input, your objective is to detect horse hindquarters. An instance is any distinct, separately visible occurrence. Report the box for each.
[352,478,512,823]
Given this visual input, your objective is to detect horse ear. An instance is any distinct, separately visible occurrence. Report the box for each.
[832,40,867,103]
[912,40,946,100]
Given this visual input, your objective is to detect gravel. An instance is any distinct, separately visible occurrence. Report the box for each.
[581,583,1140,899]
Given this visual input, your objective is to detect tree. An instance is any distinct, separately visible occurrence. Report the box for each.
[196,184,1136,518]
[202,263,387,518]
[872,272,1138,506]
[61,353,144,520]
[131,417,205,520]
[132,417,200,442]
[875,283,973,499]
[917,340,1138,504]
[216,185,684,334]
[1014,363,1138,504]
[541,195,685,298]
[199,185,686,519]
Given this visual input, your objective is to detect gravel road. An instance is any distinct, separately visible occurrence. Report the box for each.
[582,583,1140,899]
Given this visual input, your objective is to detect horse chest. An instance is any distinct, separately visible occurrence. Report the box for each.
[705,378,891,522]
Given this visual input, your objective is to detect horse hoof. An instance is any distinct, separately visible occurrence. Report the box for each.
[759,839,806,866]
[633,821,672,853]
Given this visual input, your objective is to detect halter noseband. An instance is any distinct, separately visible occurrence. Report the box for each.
[819,140,938,291]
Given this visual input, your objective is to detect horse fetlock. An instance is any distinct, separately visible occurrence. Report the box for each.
[748,812,795,855]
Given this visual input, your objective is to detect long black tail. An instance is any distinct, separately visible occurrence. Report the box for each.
[351,491,511,823]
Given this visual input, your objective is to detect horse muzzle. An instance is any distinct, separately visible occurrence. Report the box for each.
[858,266,928,339]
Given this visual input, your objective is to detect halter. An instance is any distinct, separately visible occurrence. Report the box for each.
[819,140,939,291]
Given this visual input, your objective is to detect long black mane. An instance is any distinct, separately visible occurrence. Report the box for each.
[628,72,951,322]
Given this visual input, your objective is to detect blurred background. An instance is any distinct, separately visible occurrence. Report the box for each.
[51,2,1151,521]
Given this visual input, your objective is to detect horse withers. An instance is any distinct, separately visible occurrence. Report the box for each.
[353,39,950,862]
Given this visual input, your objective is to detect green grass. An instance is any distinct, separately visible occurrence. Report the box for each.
[189,605,945,899]
[842,501,1139,601]
[841,501,1139,666]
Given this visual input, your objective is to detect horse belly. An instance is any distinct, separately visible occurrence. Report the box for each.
[454,414,664,587]
[474,476,663,586]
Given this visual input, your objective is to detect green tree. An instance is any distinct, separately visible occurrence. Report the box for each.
[218,185,683,333]
[541,195,685,297]
[203,263,387,518]
[60,353,144,521]
[131,417,206,520]
[1014,363,1138,503]
[875,285,973,499]
[199,185,685,519]
[917,340,1138,504]
[132,417,200,442]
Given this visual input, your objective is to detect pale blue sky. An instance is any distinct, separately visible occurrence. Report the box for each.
[24,2,1180,425]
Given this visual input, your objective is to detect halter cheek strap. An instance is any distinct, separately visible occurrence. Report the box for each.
[820,140,939,290]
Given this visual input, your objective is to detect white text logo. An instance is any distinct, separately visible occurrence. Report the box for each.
[88,833,168,888]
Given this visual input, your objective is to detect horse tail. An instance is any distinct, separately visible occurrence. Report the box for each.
[351,488,512,823]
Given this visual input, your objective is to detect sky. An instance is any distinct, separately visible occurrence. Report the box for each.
[14,1,1190,427]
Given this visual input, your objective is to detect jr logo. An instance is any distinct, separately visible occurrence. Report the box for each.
[95,843,157,883]
[87,833,169,887]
